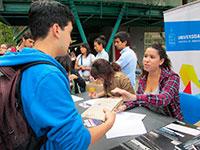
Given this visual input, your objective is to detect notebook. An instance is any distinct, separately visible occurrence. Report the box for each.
[81,97,123,121]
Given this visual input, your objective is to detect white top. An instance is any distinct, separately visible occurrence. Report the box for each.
[77,53,95,78]
[95,49,109,61]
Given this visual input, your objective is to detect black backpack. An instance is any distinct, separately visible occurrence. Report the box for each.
[0,61,53,150]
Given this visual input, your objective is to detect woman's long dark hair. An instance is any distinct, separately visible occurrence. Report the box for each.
[80,43,91,57]
[56,54,72,73]
[142,43,171,77]
[91,59,120,92]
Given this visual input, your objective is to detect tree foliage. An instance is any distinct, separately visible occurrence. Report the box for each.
[0,22,15,45]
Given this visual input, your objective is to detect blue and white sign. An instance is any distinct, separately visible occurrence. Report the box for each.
[164,0,200,94]
[165,21,200,51]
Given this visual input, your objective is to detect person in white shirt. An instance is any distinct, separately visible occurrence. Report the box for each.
[114,31,138,88]
[75,43,95,80]
[94,35,109,61]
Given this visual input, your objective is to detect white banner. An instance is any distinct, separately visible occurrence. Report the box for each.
[164,0,200,94]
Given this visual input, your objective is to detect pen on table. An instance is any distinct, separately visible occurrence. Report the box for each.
[191,144,197,150]
[107,92,113,97]
[160,127,184,137]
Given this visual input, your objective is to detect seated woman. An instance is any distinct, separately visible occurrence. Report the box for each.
[112,43,183,120]
[75,43,95,81]
[56,55,86,94]
[89,59,135,98]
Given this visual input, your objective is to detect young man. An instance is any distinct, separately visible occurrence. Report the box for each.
[94,35,109,61]
[114,31,138,88]
[0,1,115,149]
[17,32,34,51]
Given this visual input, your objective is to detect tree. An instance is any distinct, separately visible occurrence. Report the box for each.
[0,22,15,45]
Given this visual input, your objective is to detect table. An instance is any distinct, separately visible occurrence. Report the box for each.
[75,93,176,150]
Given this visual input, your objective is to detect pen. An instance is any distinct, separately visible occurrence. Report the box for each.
[161,127,184,137]
[191,144,197,150]
[176,120,186,125]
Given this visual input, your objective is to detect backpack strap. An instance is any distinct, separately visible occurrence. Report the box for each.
[81,55,83,65]
[15,61,54,149]
[15,61,54,105]
[0,66,16,80]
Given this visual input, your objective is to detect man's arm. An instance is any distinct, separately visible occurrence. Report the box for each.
[116,54,128,69]
[22,70,91,149]
[88,109,116,144]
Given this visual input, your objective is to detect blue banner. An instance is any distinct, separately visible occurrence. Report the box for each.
[165,21,200,51]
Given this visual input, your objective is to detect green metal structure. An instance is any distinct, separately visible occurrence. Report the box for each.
[105,4,126,52]
[0,0,181,50]
[69,0,88,44]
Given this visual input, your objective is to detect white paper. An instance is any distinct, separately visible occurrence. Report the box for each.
[81,97,122,107]
[166,123,200,136]
[79,102,90,108]
[116,112,146,121]
[106,112,147,139]
[71,95,84,102]
[83,98,103,106]
[79,99,100,108]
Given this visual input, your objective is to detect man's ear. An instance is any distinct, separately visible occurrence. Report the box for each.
[51,23,61,39]
[22,37,25,42]
[123,41,127,46]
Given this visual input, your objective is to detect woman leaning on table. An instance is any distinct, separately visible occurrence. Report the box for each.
[89,59,135,98]
[112,43,183,120]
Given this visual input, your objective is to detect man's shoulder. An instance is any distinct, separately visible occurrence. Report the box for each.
[23,63,62,82]
[127,48,136,54]
[88,53,95,57]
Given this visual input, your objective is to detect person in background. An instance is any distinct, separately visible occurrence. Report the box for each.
[114,31,137,89]
[7,44,17,53]
[70,50,76,69]
[0,44,8,55]
[17,32,34,51]
[0,1,116,149]
[75,43,95,80]
[94,35,109,61]
[70,51,76,62]
[89,59,135,98]
[112,43,183,120]
[56,54,86,94]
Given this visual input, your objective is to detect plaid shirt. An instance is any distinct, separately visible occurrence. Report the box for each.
[125,68,183,120]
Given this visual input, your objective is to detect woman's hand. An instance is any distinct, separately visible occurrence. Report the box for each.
[111,87,136,101]
[114,104,127,113]
[79,66,85,70]
[69,74,78,80]
[88,92,99,99]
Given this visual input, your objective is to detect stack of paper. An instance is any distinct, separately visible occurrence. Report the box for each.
[106,112,147,139]
[71,95,84,102]
[81,97,123,121]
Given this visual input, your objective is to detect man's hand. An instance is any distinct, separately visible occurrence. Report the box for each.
[88,108,116,144]
[111,87,136,101]
[103,108,116,129]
